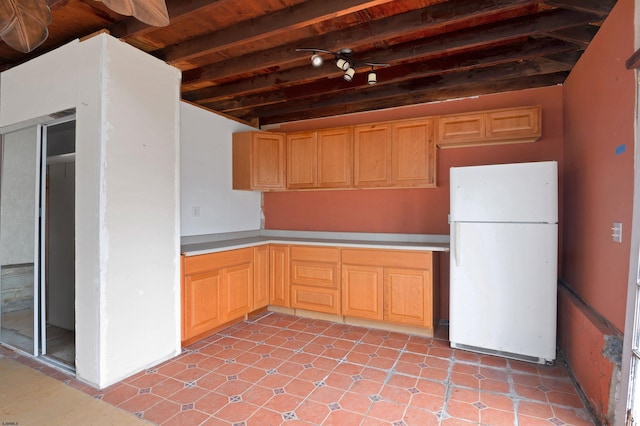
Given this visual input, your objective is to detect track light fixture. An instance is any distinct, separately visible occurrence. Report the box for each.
[296,47,390,84]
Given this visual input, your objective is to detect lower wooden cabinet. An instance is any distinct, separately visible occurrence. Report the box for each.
[182,243,439,344]
[183,269,222,340]
[342,264,383,320]
[181,248,253,343]
[269,244,290,307]
[290,246,340,314]
[341,248,436,330]
[383,268,432,328]
[221,262,253,321]
[253,245,270,309]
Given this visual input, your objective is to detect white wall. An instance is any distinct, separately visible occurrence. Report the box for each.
[100,35,181,386]
[180,102,262,236]
[0,34,181,388]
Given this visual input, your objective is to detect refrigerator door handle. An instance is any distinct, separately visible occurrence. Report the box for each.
[453,221,460,266]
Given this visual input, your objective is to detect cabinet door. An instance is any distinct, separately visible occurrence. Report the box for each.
[253,245,269,309]
[354,124,391,187]
[287,131,317,189]
[436,113,485,147]
[342,264,383,320]
[383,268,432,328]
[270,245,290,307]
[317,127,352,188]
[183,270,222,340]
[222,262,253,321]
[486,106,541,141]
[251,132,285,189]
[391,118,435,187]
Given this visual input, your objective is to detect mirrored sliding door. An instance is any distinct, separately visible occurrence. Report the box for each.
[0,125,43,356]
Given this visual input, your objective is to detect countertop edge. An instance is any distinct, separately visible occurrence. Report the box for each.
[182,233,450,256]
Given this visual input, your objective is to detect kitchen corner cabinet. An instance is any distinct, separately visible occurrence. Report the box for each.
[286,127,352,189]
[181,248,254,343]
[290,245,341,314]
[253,245,270,309]
[233,131,285,190]
[354,118,436,188]
[436,106,541,148]
[269,244,290,307]
[341,248,436,329]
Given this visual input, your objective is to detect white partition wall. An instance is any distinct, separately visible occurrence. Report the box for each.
[180,102,261,236]
[0,34,181,388]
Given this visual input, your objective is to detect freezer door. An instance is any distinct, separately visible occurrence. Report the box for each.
[450,161,557,223]
[449,222,557,362]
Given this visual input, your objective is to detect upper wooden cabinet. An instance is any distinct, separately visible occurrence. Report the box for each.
[436,106,541,148]
[391,118,436,187]
[287,127,352,189]
[233,131,285,190]
[354,118,436,188]
[354,123,392,188]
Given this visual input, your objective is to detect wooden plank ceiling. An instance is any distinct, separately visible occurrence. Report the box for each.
[1,0,616,126]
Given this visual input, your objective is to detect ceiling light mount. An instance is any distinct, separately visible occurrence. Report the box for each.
[296,47,390,84]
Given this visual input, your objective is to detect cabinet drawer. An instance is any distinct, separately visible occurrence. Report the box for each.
[342,249,432,269]
[291,285,340,315]
[291,260,339,289]
[290,245,340,262]
[184,248,253,275]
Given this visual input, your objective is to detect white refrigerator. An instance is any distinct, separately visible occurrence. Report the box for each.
[449,161,558,364]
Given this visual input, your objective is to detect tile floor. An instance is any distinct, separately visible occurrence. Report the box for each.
[1,311,596,425]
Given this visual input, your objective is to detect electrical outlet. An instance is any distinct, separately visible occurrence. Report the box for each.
[192,206,200,217]
[612,222,622,243]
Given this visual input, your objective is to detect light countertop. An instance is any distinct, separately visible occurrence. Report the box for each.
[181,230,450,256]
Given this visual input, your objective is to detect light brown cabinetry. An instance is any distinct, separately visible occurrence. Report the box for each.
[232,131,285,190]
[341,248,436,330]
[181,248,254,343]
[290,245,340,314]
[354,118,436,188]
[182,267,222,341]
[436,106,541,148]
[253,245,270,309]
[342,264,383,320]
[391,118,436,187]
[269,244,290,307]
[286,127,352,189]
[353,123,391,187]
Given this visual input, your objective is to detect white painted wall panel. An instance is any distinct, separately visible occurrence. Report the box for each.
[0,41,79,127]
[100,36,181,385]
[180,102,261,236]
[1,34,181,388]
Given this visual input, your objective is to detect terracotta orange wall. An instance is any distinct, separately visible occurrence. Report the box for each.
[263,85,564,318]
[559,0,634,422]
[562,0,634,333]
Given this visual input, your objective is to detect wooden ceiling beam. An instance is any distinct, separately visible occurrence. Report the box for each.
[180,0,541,90]
[542,24,599,47]
[185,8,594,100]
[110,0,235,39]
[251,72,569,125]
[545,0,617,17]
[157,0,395,64]
[202,39,578,112]
[229,59,571,122]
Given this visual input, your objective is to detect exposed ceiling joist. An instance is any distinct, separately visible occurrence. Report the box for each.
[0,0,617,125]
